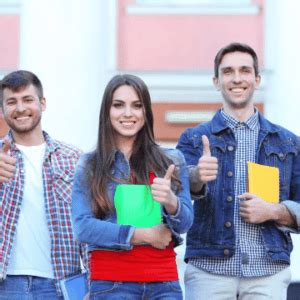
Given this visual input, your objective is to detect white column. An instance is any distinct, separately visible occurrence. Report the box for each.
[264,0,300,135]
[265,0,300,282]
[20,0,117,151]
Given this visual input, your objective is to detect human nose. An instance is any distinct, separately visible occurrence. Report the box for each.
[15,101,25,112]
[124,105,133,117]
[232,71,242,83]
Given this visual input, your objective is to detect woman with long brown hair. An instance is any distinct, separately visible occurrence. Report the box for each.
[72,74,193,299]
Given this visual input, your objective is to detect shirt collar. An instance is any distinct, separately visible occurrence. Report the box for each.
[221,108,259,131]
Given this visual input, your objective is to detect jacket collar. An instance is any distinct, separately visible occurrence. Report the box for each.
[211,108,279,135]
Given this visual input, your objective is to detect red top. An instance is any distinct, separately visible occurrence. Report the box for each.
[90,243,178,282]
[90,172,178,282]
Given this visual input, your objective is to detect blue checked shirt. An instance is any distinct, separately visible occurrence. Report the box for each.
[190,109,287,277]
[0,131,86,296]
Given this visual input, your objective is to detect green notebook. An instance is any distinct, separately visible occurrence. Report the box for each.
[114,184,162,228]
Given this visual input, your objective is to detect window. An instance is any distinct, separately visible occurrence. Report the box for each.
[136,0,252,5]
[128,0,259,15]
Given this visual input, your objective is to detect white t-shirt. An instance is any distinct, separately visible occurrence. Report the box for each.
[7,143,54,279]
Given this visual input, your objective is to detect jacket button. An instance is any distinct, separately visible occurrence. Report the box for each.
[227,171,233,177]
[227,196,233,202]
[224,221,232,228]
[227,145,234,151]
[224,249,230,256]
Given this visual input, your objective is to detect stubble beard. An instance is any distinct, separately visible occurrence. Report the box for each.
[6,114,42,134]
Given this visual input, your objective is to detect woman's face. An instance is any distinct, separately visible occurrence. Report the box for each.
[110,85,145,147]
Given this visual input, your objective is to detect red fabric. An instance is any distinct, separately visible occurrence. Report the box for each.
[149,172,156,184]
[90,171,178,282]
[90,243,178,282]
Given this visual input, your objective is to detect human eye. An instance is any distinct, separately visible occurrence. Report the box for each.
[222,68,232,75]
[112,101,123,108]
[242,67,251,73]
[133,102,143,109]
[5,99,16,106]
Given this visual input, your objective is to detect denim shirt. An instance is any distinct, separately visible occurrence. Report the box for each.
[72,148,193,252]
[177,109,300,264]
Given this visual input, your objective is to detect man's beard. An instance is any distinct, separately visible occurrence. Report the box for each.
[6,114,42,134]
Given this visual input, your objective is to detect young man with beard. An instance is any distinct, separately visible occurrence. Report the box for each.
[0,70,84,299]
[177,43,300,300]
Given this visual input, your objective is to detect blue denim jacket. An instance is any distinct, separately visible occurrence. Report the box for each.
[177,110,300,264]
[72,148,193,252]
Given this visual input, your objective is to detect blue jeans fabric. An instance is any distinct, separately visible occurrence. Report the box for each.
[177,109,300,263]
[89,280,183,300]
[0,275,63,300]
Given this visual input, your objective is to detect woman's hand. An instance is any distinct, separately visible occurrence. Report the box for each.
[131,224,172,249]
[151,164,178,215]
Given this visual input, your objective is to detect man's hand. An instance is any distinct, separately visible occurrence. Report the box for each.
[151,164,178,215]
[0,139,16,182]
[239,192,296,226]
[239,193,278,224]
[131,224,172,250]
[196,135,218,187]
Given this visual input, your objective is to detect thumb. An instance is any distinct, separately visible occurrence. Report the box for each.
[1,139,10,153]
[164,164,175,180]
[202,135,211,156]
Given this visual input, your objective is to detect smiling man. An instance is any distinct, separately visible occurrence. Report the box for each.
[0,70,85,299]
[177,43,300,300]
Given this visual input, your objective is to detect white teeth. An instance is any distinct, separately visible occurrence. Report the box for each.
[16,116,30,121]
[231,88,245,92]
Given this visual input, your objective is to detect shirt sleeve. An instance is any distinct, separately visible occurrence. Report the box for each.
[71,156,135,251]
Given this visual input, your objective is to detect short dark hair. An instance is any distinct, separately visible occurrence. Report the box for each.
[0,70,43,106]
[214,42,259,78]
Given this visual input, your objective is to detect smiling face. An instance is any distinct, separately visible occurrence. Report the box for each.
[213,51,261,110]
[2,84,46,136]
[109,84,145,149]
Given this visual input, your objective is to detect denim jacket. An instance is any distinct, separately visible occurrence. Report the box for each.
[177,110,300,264]
[72,148,193,252]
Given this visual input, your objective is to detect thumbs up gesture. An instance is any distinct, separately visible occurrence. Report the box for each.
[197,135,218,185]
[151,164,178,215]
[0,139,16,182]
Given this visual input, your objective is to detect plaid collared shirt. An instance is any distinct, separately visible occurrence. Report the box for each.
[190,109,287,277]
[0,131,85,295]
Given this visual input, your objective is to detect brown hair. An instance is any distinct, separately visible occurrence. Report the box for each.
[86,74,179,219]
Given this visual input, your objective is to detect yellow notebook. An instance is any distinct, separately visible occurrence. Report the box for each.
[247,162,279,203]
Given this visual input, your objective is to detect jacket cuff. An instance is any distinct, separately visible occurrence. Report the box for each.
[280,201,300,233]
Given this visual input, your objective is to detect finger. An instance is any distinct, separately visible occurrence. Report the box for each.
[151,183,169,192]
[200,175,217,182]
[199,169,218,176]
[152,178,170,186]
[0,169,15,178]
[238,193,256,200]
[1,139,10,153]
[0,154,16,166]
[202,135,211,156]
[199,157,218,165]
[164,164,175,180]
[152,191,168,200]
[0,161,16,172]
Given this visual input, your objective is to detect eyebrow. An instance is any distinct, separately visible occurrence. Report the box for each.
[5,94,36,101]
[112,99,141,103]
[221,65,253,71]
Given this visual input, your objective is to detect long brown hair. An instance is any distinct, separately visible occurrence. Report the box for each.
[86,74,178,219]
